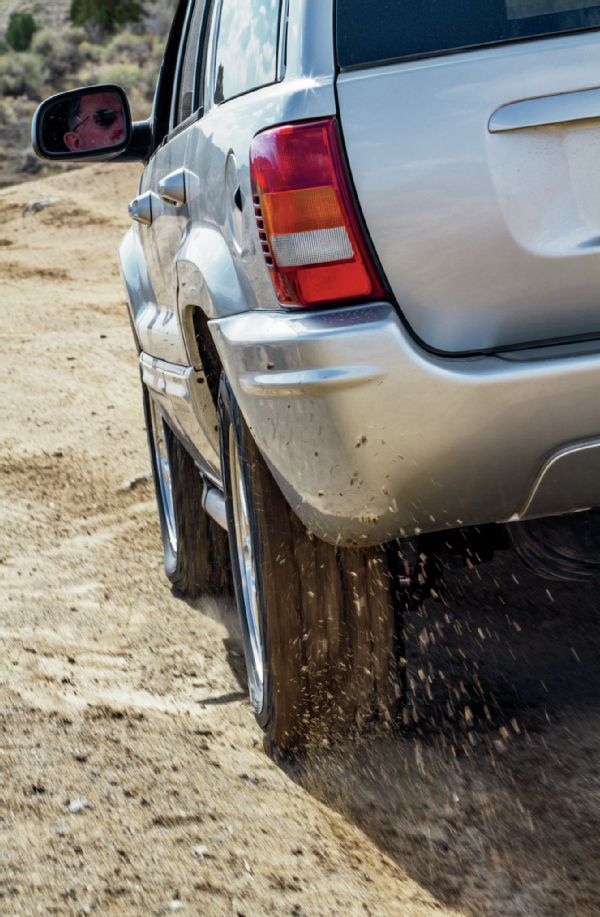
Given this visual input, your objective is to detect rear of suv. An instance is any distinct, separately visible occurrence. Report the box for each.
[33,0,600,751]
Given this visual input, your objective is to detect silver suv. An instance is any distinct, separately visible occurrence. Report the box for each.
[34,0,600,750]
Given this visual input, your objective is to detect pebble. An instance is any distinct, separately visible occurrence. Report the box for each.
[22,198,60,216]
[193,844,212,859]
[118,473,152,492]
[68,799,93,815]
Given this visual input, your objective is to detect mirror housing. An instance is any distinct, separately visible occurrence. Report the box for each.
[32,84,151,163]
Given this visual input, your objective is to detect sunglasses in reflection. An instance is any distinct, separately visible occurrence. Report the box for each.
[73,108,120,131]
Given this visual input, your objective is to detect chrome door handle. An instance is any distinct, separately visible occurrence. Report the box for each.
[489,86,600,133]
[128,191,156,225]
[158,168,187,206]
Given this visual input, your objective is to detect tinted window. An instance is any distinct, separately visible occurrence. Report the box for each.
[176,0,209,123]
[213,0,280,104]
[336,0,600,68]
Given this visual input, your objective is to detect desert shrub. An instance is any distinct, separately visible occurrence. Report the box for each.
[78,40,102,66]
[31,28,90,88]
[20,148,42,174]
[141,0,177,36]
[70,0,144,35]
[0,52,42,99]
[5,12,38,52]
[0,99,15,126]
[93,62,143,96]
[104,31,154,67]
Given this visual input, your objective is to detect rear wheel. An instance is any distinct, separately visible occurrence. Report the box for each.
[144,388,230,597]
[218,377,404,752]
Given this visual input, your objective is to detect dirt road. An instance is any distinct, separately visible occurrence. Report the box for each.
[0,166,598,916]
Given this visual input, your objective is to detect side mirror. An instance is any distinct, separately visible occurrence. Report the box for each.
[32,85,133,160]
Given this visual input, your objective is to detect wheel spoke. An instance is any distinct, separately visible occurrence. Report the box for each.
[229,426,264,713]
[150,402,177,554]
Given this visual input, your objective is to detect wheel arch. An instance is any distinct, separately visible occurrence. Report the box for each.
[176,224,247,372]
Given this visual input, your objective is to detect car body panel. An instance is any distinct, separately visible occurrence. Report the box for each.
[120,224,188,363]
[337,31,600,354]
[134,126,192,364]
[211,303,600,545]
[181,76,338,320]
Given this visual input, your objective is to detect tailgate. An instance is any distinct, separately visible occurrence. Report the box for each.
[336,5,600,353]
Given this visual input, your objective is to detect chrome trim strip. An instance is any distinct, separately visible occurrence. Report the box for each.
[238,365,383,396]
[518,437,600,519]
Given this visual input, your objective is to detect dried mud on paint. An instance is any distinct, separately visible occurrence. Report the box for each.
[0,164,599,915]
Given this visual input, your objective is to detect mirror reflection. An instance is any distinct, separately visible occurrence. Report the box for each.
[42,91,127,155]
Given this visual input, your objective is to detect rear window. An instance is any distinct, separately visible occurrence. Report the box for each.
[336,0,600,69]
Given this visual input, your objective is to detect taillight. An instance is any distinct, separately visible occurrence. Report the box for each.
[250,118,386,308]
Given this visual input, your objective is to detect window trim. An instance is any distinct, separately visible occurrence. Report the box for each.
[277,0,290,81]
[169,0,196,132]
[172,0,216,129]
[149,0,192,150]
[160,0,216,145]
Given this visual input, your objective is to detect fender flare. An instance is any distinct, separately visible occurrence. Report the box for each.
[176,224,247,366]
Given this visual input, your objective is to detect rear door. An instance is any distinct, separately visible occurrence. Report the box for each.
[336,1,600,353]
[137,0,210,362]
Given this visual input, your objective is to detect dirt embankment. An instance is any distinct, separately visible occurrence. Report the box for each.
[0,165,599,916]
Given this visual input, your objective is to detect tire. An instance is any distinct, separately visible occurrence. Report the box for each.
[144,387,230,597]
[218,376,404,752]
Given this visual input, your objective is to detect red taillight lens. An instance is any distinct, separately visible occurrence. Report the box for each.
[250,118,386,308]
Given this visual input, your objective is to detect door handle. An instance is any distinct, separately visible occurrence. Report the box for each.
[128,191,156,226]
[158,168,187,206]
[489,86,600,133]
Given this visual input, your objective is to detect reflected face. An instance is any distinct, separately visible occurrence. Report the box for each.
[63,92,126,153]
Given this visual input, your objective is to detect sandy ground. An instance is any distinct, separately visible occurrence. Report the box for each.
[0,165,599,916]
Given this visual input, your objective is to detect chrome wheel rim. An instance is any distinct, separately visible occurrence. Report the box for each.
[229,426,264,713]
[151,402,177,555]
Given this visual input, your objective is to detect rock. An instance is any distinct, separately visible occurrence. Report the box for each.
[68,798,93,815]
[193,844,212,860]
[118,473,152,492]
[22,198,60,216]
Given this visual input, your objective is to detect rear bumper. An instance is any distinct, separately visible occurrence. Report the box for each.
[210,303,600,546]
